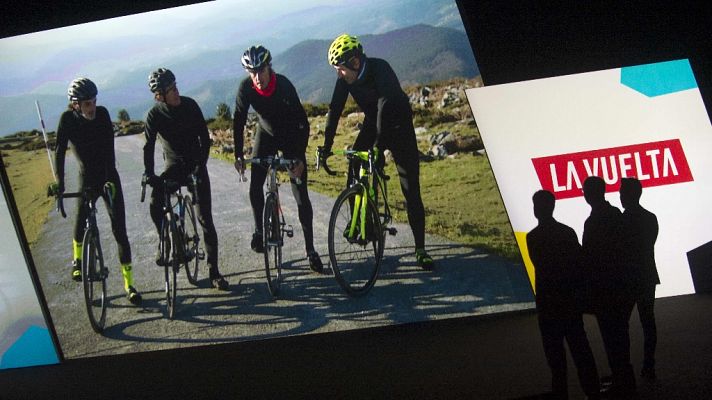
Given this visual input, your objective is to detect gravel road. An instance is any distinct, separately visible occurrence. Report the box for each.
[31,134,534,359]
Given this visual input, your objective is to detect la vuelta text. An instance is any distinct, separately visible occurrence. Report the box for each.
[531,139,694,200]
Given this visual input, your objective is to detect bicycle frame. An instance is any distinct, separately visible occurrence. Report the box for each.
[140,174,199,318]
[317,147,393,296]
[141,175,198,263]
[321,149,393,239]
[56,185,110,332]
[244,155,300,234]
[243,155,300,296]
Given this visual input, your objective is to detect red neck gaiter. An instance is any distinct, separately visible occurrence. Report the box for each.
[254,72,277,97]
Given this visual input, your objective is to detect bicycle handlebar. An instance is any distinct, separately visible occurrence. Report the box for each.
[53,188,100,219]
[243,156,303,185]
[315,146,337,176]
[140,174,199,205]
[55,192,82,218]
[315,147,378,177]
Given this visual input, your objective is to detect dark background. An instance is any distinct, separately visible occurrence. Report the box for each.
[2,1,712,399]
[4,1,708,116]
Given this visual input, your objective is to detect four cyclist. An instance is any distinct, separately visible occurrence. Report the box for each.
[56,34,437,306]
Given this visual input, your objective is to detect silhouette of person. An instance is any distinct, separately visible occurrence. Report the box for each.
[527,190,600,399]
[620,177,659,381]
[581,176,636,398]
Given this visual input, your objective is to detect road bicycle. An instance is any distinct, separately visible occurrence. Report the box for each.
[54,184,112,333]
[141,173,203,319]
[240,155,301,296]
[316,147,397,296]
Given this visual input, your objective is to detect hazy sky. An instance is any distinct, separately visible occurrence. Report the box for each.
[1,0,343,68]
[0,0,466,133]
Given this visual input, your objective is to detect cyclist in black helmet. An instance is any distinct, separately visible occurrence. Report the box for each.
[319,34,434,270]
[143,68,229,290]
[55,77,142,304]
[233,45,324,273]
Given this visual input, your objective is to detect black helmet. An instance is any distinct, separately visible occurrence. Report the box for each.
[148,68,176,93]
[241,45,272,71]
[67,77,98,101]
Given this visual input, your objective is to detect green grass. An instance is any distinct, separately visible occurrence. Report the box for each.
[2,120,518,259]
[216,112,520,260]
[1,148,55,247]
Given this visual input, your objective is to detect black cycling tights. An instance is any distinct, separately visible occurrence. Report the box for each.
[74,172,131,264]
[350,126,426,250]
[249,135,315,254]
[149,164,219,269]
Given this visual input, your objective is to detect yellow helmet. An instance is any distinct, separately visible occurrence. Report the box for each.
[328,34,363,66]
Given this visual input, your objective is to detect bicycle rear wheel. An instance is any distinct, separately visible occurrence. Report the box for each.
[328,184,383,296]
[182,195,200,285]
[82,227,107,333]
[263,193,282,296]
[161,214,178,319]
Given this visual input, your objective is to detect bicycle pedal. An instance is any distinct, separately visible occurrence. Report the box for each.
[97,268,109,280]
[197,250,205,260]
[387,227,398,236]
[284,225,294,238]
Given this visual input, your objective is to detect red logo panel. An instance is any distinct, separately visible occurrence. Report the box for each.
[531,139,694,199]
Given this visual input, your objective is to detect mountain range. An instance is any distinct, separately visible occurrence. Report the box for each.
[1,24,478,135]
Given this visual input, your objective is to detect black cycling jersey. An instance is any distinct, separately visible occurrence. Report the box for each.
[232,72,316,254]
[323,56,427,250]
[323,56,413,150]
[144,96,210,175]
[55,106,117,188]
[232,73,309,159]
[143,96,221,273]
[55,105,131,264]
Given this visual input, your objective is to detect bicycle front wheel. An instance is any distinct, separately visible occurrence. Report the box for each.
[161,214,178,319]
[328,184,383,296]
[82,227,107,333]
[263,193,282,296]
[182,195,200,285]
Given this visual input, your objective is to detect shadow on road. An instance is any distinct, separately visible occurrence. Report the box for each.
[94,243,533,350]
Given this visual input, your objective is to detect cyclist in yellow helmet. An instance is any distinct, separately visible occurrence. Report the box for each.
[321,34,434,270]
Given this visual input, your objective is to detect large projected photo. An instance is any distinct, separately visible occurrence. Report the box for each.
[466,59,712,298]
[0,0,532,360]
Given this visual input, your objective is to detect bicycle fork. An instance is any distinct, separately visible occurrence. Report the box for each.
[266,195,293,248]
[178,201,205,262]
[345,185,397,242]
[85,211,109,281]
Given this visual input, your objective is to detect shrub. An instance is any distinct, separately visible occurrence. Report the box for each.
[118,121,145,136]
[117,109,130,123]
[303,102,329,118]
[216,103,232,121]
[342,97,360,116]
[207,118,232,131]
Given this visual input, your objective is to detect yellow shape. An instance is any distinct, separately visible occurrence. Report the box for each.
[514,231,535,293]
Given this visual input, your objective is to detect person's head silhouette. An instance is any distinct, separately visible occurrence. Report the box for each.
[583,176,606,207]
[532,189,555,220]
[619,177,642,210]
